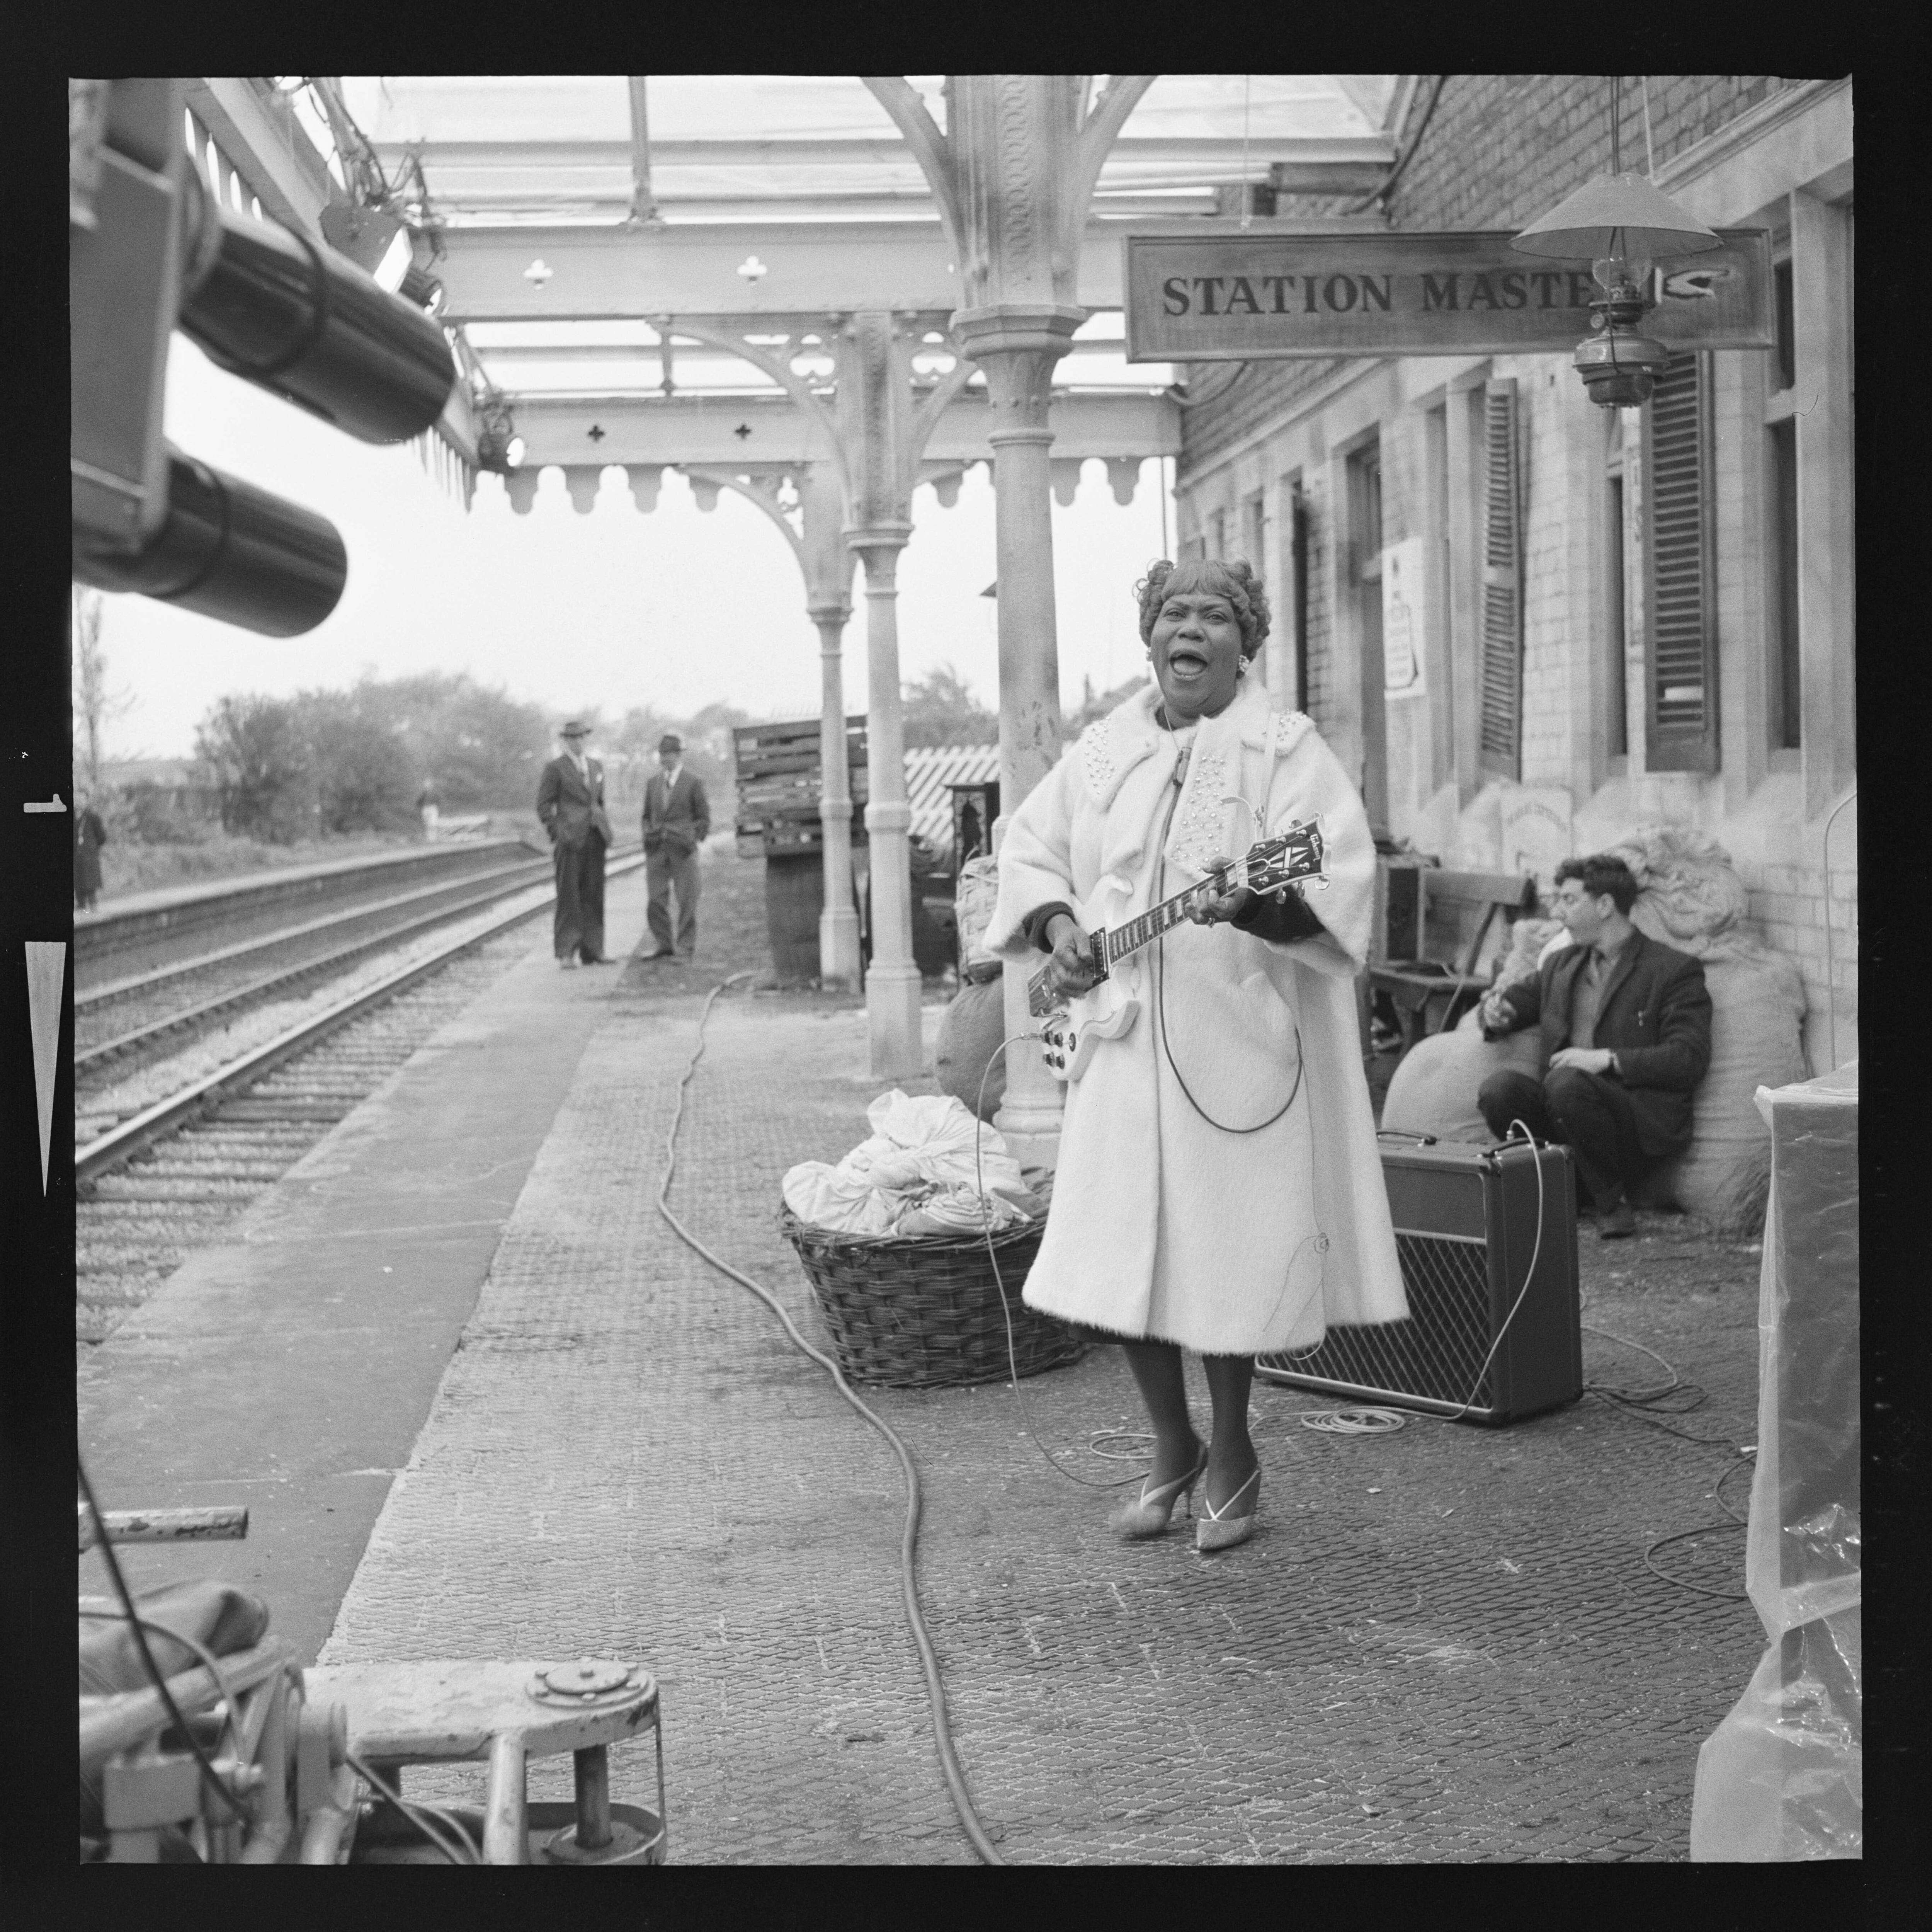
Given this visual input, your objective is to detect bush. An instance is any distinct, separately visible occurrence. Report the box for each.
[116,779,217,846]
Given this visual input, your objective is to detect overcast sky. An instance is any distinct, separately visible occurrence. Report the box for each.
[95,334,1171,762]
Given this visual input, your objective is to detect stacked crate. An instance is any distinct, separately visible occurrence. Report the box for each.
[731,716,868,858]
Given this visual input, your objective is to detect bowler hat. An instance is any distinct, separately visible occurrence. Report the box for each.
[658,733,682,753]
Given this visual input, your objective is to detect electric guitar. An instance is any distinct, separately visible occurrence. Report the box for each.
[1027,818,1329,1081]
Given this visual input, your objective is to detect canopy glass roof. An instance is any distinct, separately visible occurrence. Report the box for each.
[287,77,1405,406]
[338,75,1403,225]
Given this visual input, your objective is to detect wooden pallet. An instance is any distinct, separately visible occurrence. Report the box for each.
[733,717,867,858]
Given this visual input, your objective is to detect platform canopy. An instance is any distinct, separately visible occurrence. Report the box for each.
[295,75,1411,409]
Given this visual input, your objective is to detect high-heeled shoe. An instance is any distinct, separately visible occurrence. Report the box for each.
[1109,1447,1209,1542]
[1195,1467,1261,1552]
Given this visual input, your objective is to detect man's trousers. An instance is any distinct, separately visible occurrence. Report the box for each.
[553,834,607,961]
[1477,1065,1657,1210]
[646,844,701,956]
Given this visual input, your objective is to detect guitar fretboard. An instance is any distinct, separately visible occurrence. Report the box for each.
[1103,878,1223,967]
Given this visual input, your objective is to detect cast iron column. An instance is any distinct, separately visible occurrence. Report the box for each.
[951,309,1083,1167]
[848,520,922,1073]
[799,464,862,988]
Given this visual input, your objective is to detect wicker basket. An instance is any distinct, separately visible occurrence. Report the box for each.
[777,1203,1088,1389]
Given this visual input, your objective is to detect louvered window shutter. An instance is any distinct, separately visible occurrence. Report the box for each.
[1641,352,1719,771]
[1477,378,1523,780]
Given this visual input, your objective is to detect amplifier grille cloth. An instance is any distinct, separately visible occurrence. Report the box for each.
[1264,1232,1495,1409]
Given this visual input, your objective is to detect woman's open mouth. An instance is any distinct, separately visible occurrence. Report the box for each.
[1167,648,1209,676]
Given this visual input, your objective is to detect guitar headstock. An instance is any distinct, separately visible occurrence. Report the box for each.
[1238,817,1328,896]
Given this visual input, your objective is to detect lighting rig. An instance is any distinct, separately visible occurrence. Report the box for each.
[69,78,459,637]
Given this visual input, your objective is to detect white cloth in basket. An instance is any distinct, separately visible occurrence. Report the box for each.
[783,1089,1030,1236]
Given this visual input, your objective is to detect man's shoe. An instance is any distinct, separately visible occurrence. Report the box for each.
[580,955,615,966]
[558,956,579,970]
[641,948,674,961]
[1598,1200,1638,1239]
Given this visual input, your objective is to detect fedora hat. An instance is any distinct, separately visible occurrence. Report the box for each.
[560,719,592,738]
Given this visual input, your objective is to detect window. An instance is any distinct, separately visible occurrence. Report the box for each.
[1477,378,1523,780]
[1604,414,1629,758]
[1763,237,1803,754]
[1774,257,1796,392]
[1641,352,1719,772]
[1768,419,1801,749]
[1291,485,1311,714]
[1242,492,1268,577]
[1349,441,1387,830]
[1208,508,1228,558]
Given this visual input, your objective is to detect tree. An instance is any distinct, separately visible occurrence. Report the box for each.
[195,694,313,840]
[301,691,417,834]
[608,701,743,814]
[351,671,553,809]
[902,663,997,747]
[71,586,134,788]
[1061,670,1151,742]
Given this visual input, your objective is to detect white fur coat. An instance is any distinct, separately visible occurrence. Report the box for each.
[987,679,1407,1354]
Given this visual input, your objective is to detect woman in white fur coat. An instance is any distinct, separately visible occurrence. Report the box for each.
[987,559,1407,1552]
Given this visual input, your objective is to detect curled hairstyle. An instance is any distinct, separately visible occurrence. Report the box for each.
[1135,558,1272,660]
[1554,853,1639,916]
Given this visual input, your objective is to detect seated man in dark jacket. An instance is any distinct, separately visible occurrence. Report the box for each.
[1477,853,1712,1238]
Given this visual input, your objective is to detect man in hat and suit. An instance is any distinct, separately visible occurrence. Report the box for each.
[536,720,616,967]
[641,732,710,959]
[1476,853,1712,1238]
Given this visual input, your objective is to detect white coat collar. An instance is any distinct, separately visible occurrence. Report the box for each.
[1079,676,1316,882]
[1079,675,1312,797]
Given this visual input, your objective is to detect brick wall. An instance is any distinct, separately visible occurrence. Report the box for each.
[1752,850,1859,1061]
[1181,77,1797,478]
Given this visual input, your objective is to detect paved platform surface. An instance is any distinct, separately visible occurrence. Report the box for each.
[77,870,653,1665]
[303,958,1769,1864]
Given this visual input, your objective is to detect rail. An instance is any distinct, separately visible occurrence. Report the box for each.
[77,837,545,969]
[77,854,568,1070]
[76,852,646,1185]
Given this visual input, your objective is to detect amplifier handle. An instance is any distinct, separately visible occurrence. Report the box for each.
[1375,1129,1438,1146]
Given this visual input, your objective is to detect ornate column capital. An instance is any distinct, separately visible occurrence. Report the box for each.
[951,305,1085,434]
[949,305,1088,360]
[844,519,913,557]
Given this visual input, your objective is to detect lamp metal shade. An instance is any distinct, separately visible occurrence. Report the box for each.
[1512,172,1722,262]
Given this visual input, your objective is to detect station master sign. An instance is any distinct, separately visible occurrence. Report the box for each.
[1123,224,1774,361]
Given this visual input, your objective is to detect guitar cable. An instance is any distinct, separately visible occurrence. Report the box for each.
[1150,778,1306,1137]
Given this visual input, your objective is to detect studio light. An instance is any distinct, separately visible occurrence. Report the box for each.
[178,163,456,445]
[71,79,459,639]
[77,448,349,637]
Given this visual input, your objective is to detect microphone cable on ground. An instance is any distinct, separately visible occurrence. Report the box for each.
[653,974,1006,1866]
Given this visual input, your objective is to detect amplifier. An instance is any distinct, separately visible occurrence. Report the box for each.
[1257,1134,1582,1426]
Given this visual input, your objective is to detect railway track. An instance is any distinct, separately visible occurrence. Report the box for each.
[75,850,643,1343]
[76,847,564,1074]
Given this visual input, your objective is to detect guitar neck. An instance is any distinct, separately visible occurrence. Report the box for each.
[1102,876,1223,969]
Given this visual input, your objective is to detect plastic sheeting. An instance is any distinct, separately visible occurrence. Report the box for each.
[1690,1062,1860,1860]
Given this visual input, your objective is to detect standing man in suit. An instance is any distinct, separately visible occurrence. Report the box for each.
[641,732,710,960]
[1476,853,1712,1238]
[536,720,615,968]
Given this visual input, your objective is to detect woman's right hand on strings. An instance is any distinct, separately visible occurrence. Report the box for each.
[1044,913,1100,1000]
